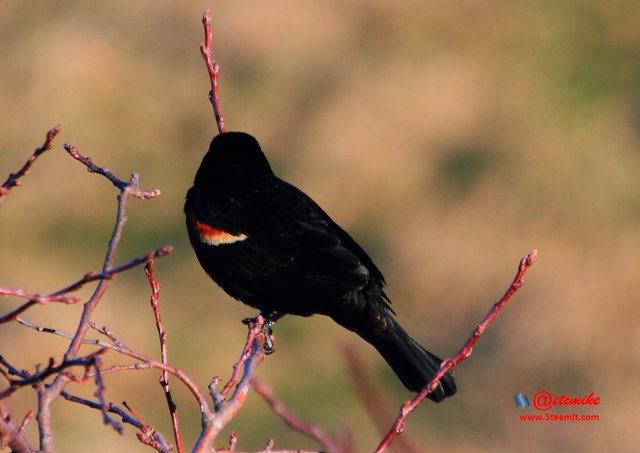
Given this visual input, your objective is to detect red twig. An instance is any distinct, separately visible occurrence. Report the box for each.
[145,260,184,453]
[193,318,266,452]
[375,249,538,452]
[18,410,34,434]
[252,378,347,453]
[0,247,171,324]
[263,439,275,451]
[55,246,172,295]
[200,10,227,134]
[227,432,238,451]
[121,401,165,451]
[0,125,62,204]
[0,287,79,304]
[208,375,224,410]
[0,401,33,453]
[219,318,265,401]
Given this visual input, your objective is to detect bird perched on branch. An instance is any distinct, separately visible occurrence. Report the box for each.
[184,132,456,401]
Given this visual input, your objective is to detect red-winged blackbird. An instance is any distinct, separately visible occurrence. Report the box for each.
[184,132,456,401]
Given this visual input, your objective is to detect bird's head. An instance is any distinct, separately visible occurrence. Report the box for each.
[194,132,274,186]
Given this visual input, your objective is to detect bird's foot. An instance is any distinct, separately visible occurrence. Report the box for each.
[242,312,280,355]
[262,320,276,355]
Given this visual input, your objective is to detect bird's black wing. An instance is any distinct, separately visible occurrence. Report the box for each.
[186,181,384,315]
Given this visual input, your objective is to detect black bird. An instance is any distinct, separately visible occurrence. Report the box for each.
[184,132,456,401]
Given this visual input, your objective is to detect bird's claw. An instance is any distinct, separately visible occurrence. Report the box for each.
[242,314,277,354]
[262,322,276,355]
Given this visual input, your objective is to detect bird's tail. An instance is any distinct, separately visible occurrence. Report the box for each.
[348,314,457,402]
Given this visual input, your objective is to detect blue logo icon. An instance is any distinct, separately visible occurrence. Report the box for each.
[514,393,530,409]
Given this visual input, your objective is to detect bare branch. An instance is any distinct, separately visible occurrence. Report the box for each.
[375,249,538,452]
[29,142,164,452]
[200,10,227,134]
[0,247,172,324]
[252,379,347,453]
[62,393,172,452]
[91,359,124,434]
[145,260,184,453]
[87,322,212,418]
[63,143,161,199]
[0,351,106,399]
[16,318,111,349]
[18,410,34,435]
[13,315,210,422]
[0,416,34,453]
[219,320,262,402]
[0,287,78,304]
[0,400,34,453]
[0,125,62,204]
[227,431,238,451]
[193,317,267,452]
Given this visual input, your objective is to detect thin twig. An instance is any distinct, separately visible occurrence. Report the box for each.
[0,415,34,453]
[0,353,103,399]
[85,323,212,418]
[200,10,227,134]
[0,288,78,304]
[193,317,267,452]
[219,319,264,402]
[33,143,162,453]
[252,378,347,453]
[16,317,111,349]
[0,247,172,325]
[375,249,538,452]
[91,359,124,434]
[145,260,184,453]
[0,400,34,453]
[0,125,62,204]
[227,431,238,451]
[61,392,172,452]
[18,410,34,435]
[63,144,160,199]
[13,316,210,416]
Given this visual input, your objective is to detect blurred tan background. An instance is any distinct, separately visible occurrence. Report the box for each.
[1,0,638,451]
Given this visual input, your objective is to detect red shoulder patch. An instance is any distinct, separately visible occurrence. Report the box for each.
[191,215,248,246]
